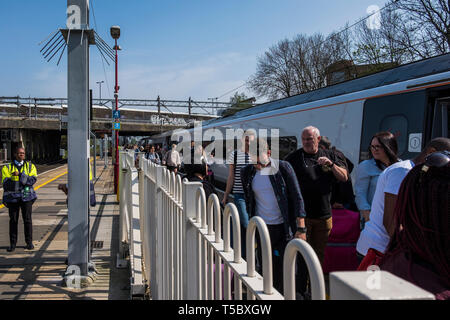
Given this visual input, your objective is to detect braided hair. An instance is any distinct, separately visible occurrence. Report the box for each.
[383,163,450,288]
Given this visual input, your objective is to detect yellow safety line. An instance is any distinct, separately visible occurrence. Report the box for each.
[0,170,68,209]
[34,171,68,191]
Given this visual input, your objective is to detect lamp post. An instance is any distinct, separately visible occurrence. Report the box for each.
[111,26,121,194]
[96,80,104,105]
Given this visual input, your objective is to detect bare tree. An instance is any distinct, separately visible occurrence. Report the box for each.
[248,39,297,100]
[392,0,450,55]
[249,33,349,99]
[248,0,449,101]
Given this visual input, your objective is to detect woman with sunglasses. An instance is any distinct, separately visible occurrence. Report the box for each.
[354,132,399,226]
[380,152,450,300]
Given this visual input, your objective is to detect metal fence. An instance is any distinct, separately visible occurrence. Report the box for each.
[118,150,325,300]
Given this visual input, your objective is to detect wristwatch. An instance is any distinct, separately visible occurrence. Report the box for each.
[297,227,307,234]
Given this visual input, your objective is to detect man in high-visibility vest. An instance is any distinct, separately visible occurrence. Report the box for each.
[2,147,37,252]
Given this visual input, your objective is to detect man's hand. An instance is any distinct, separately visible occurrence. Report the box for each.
[12,171,20,176]
[295,231,307,241]
[221,193,228,206]
[317,156,333,167]
[361,210,370,222]
[332,202,344,209]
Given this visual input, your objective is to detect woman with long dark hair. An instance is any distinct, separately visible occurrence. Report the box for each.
[380,152,450,300]
[354,132,399,224]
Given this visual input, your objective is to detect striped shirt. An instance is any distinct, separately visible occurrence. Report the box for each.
[227,150,250,194]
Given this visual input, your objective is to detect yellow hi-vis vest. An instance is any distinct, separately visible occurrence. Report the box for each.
[2,161,37,203]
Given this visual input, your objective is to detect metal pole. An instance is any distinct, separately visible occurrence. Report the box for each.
[90,131,96,179]
[96,80,103,105]
[104,134,108,168]
[114,38,119,194]
[112,104,115,171]
[188,97,192,116]
[67,0,90,277]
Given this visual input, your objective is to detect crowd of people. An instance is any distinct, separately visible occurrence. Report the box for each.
[4,129,449,300]
[129,127,450,300]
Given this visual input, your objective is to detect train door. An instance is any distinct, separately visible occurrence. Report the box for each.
[429,97,449,139]
[359,90,428,162]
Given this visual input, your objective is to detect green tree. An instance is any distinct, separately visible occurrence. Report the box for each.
[219,92,255,117]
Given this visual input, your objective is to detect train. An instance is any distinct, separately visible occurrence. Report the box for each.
[147,53,450,189]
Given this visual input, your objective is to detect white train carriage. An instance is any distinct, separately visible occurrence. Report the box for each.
[152,54,450,189]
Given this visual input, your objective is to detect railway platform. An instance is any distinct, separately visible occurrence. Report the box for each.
[0,159,129,300]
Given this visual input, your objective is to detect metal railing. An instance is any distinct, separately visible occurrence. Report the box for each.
[118,151,438,300]
[117,150,145,297]
[118,151,325,300]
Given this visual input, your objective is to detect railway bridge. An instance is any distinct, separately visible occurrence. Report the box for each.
[0,96,226,162]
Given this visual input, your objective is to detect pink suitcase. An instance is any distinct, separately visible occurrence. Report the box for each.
[322,208,361,273]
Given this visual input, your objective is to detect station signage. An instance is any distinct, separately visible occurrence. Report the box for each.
[113,122,121,130]
[113,110,121,119]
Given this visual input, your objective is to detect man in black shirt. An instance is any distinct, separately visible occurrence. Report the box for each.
[285,126,348,265]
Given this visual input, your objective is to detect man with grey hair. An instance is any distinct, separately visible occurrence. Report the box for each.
[286,126,348,263]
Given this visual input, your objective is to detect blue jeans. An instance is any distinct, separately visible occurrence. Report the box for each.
[233,193,249,260]
[233,193,249,228]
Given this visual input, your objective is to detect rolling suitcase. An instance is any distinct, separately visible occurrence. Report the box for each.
[322,208,360,273]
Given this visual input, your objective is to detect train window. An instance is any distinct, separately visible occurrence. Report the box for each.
[278,136,298,160]
[361,90,427,162]
[431,99,449,139]
[208,136,297,161]
[379,115,408,155]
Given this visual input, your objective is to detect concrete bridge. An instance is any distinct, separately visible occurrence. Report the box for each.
[0,96,228,162]
[0,96,224,134]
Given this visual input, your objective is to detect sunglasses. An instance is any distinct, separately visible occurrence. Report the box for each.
[370,145,382,151]
[420,150,450,182]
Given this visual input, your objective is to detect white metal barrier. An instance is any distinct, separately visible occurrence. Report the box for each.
[118,151,437,300]
[129,153,325,300]
[117,150,145,297]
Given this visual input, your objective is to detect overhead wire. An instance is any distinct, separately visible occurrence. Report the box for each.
[222,0,404,101]
[91,0,113,103]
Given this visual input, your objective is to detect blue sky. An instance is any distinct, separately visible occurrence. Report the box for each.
[0,0,388,103]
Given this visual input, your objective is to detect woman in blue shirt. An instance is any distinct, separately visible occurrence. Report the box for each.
[354,132,399,225]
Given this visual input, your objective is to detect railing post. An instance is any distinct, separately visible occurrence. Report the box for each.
[129,166,144,297]
[182,181,203,299]
[147,162,158,298]
[208,194,222,300]
[117,151,128,268]
[283,238,326,300]
[223,203,242,300]
[246,216,273,296]
[154,165,164,300]
[138,154,150,287]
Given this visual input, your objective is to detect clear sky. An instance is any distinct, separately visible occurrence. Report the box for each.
[0,0,388,104]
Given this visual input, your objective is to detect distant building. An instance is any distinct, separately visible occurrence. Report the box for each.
[326,60,398,86]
